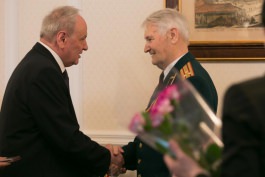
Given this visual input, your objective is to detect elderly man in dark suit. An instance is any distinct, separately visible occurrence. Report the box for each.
[0,6,123,177]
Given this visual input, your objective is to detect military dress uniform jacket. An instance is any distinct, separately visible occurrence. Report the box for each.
[122,52,218,177]
[221,75,265,177]
[0,42,110,177]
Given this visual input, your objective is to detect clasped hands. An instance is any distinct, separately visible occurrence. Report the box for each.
[105,144,126,176]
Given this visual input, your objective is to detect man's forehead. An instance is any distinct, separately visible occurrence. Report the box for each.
[145,23,158,31]
[144,24,158,36]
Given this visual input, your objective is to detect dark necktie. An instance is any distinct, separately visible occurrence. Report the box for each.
[146,72,164,111]
[159,72,164,86]
[62,70,69,90]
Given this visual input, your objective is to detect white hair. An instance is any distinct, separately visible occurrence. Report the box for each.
[142,8,189,43]
[40,6,79,42]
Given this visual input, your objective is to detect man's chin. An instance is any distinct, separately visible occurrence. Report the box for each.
[152,60,163,70]
[151,58,159,66]
[74,59,80,65]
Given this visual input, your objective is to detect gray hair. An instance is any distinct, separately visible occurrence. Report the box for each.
[40,6,79,42]
[142,8,189,43]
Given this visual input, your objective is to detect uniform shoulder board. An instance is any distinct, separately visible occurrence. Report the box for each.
[180,62,194,79]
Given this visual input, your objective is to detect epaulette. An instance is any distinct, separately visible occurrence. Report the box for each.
[180,62,194,79]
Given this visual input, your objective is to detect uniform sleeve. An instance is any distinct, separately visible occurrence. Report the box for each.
[188,76,217,113]
[122,137,139,170]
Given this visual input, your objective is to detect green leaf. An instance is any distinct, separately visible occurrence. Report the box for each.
[155,141,170,154]
[142,112,152,131]
[205,143,222,164]
[198,143,222,177]
[158,114,173,135]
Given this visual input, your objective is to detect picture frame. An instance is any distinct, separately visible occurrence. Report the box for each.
[166,0,265,61]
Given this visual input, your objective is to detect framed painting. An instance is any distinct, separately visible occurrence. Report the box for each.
[166,0,265,61]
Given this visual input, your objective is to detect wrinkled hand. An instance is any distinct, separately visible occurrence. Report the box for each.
[0,157,11,168]
[105,144,126,176]
[107,163,126,176]
[105,144,124,166]
[163,140,207,177]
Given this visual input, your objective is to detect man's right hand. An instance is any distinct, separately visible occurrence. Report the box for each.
[105,144,126,176]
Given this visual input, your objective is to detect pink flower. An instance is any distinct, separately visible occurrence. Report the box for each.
[151,85,178,115]
[128,113,145,133]
[147,85,179,127]
[157,99,174,114]
[130,85,180,132]
[162,85,180,100]
[150,99,173,127]
[149,114,163,127]
[149,102,162,118]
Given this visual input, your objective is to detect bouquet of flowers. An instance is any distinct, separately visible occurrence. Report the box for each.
[129,72,223,177]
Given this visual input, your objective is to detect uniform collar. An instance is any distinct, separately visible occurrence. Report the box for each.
[163,52,187,80]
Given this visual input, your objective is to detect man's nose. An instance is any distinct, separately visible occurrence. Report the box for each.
[144,44,150,53]
[83,40,88,51]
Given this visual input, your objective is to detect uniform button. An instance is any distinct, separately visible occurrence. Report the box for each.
[139,143,142,148]
[138,159,141,164]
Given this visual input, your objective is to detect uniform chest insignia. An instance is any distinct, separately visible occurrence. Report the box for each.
[167,74,177,85]
[180,62,194,79]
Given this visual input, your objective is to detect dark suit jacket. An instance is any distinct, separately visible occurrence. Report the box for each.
[123,52,218,177]
[0,42,110,177]
[221,75,265,177]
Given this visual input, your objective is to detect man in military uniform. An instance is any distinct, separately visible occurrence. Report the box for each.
[122,8,218,177]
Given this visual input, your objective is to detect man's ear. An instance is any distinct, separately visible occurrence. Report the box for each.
[57,31,67,48]
[167,28,179,43]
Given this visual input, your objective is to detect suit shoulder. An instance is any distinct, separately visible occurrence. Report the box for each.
[228,76,265,91]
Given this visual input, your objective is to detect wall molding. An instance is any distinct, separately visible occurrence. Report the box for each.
[83,130,135,145]
[4,0,19,86]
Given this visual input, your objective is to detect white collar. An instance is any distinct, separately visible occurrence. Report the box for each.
[163,53,186,80]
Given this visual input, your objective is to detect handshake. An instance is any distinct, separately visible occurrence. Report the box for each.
[105,144,126,176]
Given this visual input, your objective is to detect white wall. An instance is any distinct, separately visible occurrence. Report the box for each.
[0,1,265,176]
[202,62,265,118]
